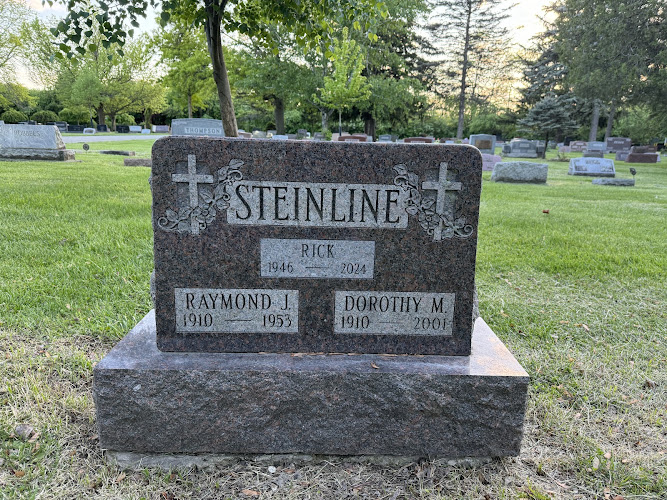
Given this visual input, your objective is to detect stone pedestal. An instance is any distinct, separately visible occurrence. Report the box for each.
[0,148,75,161]
[94,311,528,458]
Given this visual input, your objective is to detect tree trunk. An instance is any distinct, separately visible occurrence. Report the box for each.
[110,114,117,132]
[604,99,616,141]
[456,5,473,139]
[274,97,285,135]
[543,132,549,159]
[363,111,375,139]
[338,109,342,134]
[144,109,151,129]
[188,94,193,119]
[97,105,105,126]
[321,110,329,132]
[204,2,238,137]
[589,100,600,142]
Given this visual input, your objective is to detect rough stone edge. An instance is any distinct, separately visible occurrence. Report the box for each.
[0,148,75,161]
[106,451,493,471]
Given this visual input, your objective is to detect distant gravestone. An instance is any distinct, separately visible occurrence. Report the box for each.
[504,140,538,158]
[67,124,84,132]
[615,151,630,161]
[586,141,606,153]
[377,134,392,142]
[481,154,502,172]
[469,134,496,154]
[83,128,96,134]
[491,161,548,183]
[312,132,325,141]
[172,119,225,137]
[568,158,615,176]
[53,121,67,132]
[129,125,142,133]
[141,129,151,134]
[152,125,170,133]
[626,152,658,163]
[606,137,631,153]
[403,137,434,143]
[583,151,604,158]
[338,135,366,142]
[252,131,267,139]
[559,146,572,153]
[0,124,75,161]
[271,134,288,140]
[569,141,587,152]
[238,132,253,138]
[97,124,109,132]
[592,178,634,186]
[0,120,4,125]
[116,125,130,133]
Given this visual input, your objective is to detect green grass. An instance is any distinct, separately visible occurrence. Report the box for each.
[66,139,157,156]
[0,149,665,499]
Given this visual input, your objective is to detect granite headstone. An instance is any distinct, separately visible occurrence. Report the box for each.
[0,124,75,161]
[568,158,615,176]
[129,125,142,132]
[469,134,496,154]
[94,136,528,459]
[606,137,631,153]
[569,140,587,152]
[504,140,538,158]
[152,138,482,355]
[171,119,224,137]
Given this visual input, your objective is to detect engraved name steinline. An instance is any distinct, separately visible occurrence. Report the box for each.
[227,181,408,228]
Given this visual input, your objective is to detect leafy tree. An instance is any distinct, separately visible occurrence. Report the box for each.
[314,28,371,134]
[426,0,513,139]
[354,0,435,137]
[69,68,104,127]
[48,0,387,137]
[0,81,34,115]
[0,0,32,75]
[31,110,59,123]
[518,95,578,158]
[553,0,665,141]
[0,109,28,123]
[157,22,214,119]
[58,106,89,124]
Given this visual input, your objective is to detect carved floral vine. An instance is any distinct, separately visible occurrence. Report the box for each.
[393,164,473,239]
[157,159,244,233]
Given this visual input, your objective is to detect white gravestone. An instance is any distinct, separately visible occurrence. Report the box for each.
[171,119,224,137]
[568,158,615,177]
[0,124,75,161]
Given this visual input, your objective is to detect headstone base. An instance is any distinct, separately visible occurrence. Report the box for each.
[592,178,635,186]
[0,148,75,161]
[106,450,493,471]
[94,311,528,458]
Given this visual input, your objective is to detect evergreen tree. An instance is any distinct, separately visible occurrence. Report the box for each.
[518,95,578,158]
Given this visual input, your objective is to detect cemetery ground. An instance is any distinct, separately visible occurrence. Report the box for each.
[0,146,665,499]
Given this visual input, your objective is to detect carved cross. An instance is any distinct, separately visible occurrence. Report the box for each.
[421,162,462,241]
[171,154,214,208]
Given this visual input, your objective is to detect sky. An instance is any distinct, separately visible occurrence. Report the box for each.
[16,0,552,88]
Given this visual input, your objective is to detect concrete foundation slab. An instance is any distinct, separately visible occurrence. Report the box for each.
[94,311,528,458]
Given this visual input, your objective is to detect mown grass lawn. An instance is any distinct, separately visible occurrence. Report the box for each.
[0,145,665,499]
